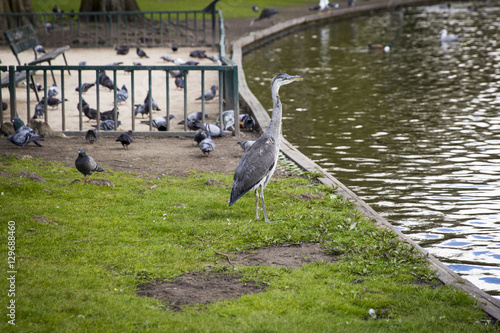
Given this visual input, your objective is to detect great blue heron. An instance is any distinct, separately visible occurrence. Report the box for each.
[229,73,303,223]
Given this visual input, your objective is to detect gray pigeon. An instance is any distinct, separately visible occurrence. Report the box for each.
[216,110,235,131]
[144,91,160,111]
[93,120,121,131]
[177,112,208,125]
[239,114,256,131]
[85,128,98,144]
[140,115,175,131]
[194,130,208,145]
[75,82,95,93]
[48,83,59,98]
[98,70,114,90]
[136,46,149,58]
[189,50,207,58]
[175,77,184,89]
[200,136,215,157]
[115,45,130,55]
[34,44,46,54]
[134,103,148,118]
[191,120,225,137]
[7,131,44,148]
[237,140,255,151]
[75,148,104,182]
[116,130,134,148]
[33,101,46,119]
[195,85,216,101]
[116,84,128,104]
[11,117,44,147]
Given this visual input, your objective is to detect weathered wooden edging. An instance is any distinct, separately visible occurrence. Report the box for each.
[231,0,500,321]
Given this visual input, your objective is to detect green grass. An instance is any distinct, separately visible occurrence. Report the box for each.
[34,0,319,19]
[0,154,498,332]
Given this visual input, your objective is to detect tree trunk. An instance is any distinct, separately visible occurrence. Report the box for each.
[0,0,35,29]
[79,0,140,12]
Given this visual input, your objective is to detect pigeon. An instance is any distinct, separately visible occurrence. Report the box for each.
[7,132,43,148]
[237,140,255,151]
[44,23,54,33]
[34,44,46,54]
[116,130,134,148]
[42,96,67,109]
[239,114,256,131]
[106,61,123,66]
[216,110,235,131]
[189,50,207,58]
[169,70,183,78]
[32,101,46,119]
[115,45,130,55]
[136,46,149,58]
[75,82,95,93]
[78,61,87,66]
[29,82,43,92]
[10,117,44,147]
[175,77,184,89]
[116,84,128,104]
[75,148,104,182]
[100,107,119,121]
[172,58,186,65]
[208,55,221,65]
[48,83,59,98]
[250,8,279,26]
[134,104,148,118]
[161,54,174,62]
[191,120,225,137]
[85,128,98,144]
[194,130,208,145]
[178,112,208,126]
[93,119,121,131]
[171,44,178,52]
[196,85,217,101]
[2,101,7,111]
[200,136,215,157]
[125,62,142,73]
[252,5,259,12]
[98,70,114,90]
[183,60,199,66]
[140,115,175,131]
[144,91,160,111]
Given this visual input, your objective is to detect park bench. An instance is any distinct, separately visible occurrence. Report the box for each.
[3,23,70,91]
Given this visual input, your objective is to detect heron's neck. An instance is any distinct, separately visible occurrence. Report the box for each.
[267,86,282,138]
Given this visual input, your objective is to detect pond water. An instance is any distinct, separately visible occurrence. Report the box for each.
[244,1,500,298]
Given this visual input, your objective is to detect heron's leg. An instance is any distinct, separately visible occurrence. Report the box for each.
[254,189,259,219]
[260,186,271,223]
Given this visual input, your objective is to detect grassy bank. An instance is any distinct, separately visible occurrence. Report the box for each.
[0,154,497,332]
[33,0,315,19]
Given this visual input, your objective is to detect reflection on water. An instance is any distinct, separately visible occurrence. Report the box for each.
[244,1,500,298]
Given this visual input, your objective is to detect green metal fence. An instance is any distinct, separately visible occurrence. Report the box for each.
[0,8,220,48]
[1,9,240,135]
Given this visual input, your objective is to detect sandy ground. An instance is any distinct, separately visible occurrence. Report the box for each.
[0,45,223,133]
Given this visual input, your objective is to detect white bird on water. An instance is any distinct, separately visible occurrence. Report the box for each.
[440,29,459,43]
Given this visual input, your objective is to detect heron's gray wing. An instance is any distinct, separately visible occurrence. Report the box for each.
[230,135,277,205]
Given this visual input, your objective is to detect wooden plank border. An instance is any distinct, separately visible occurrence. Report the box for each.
[231,0,500,321]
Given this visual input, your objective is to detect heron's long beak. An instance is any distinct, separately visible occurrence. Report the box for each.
[287,75,304,82]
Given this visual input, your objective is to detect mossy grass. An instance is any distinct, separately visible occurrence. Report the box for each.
[0,154,498,332]
[32,0,315,19]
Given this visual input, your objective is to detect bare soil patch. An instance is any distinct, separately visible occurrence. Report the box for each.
[137,243,337,310]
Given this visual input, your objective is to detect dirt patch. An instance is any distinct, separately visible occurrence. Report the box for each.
[0,132,258,177]
[137,272,265,311]
[229,242,335,268]
[137,243,336,310]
